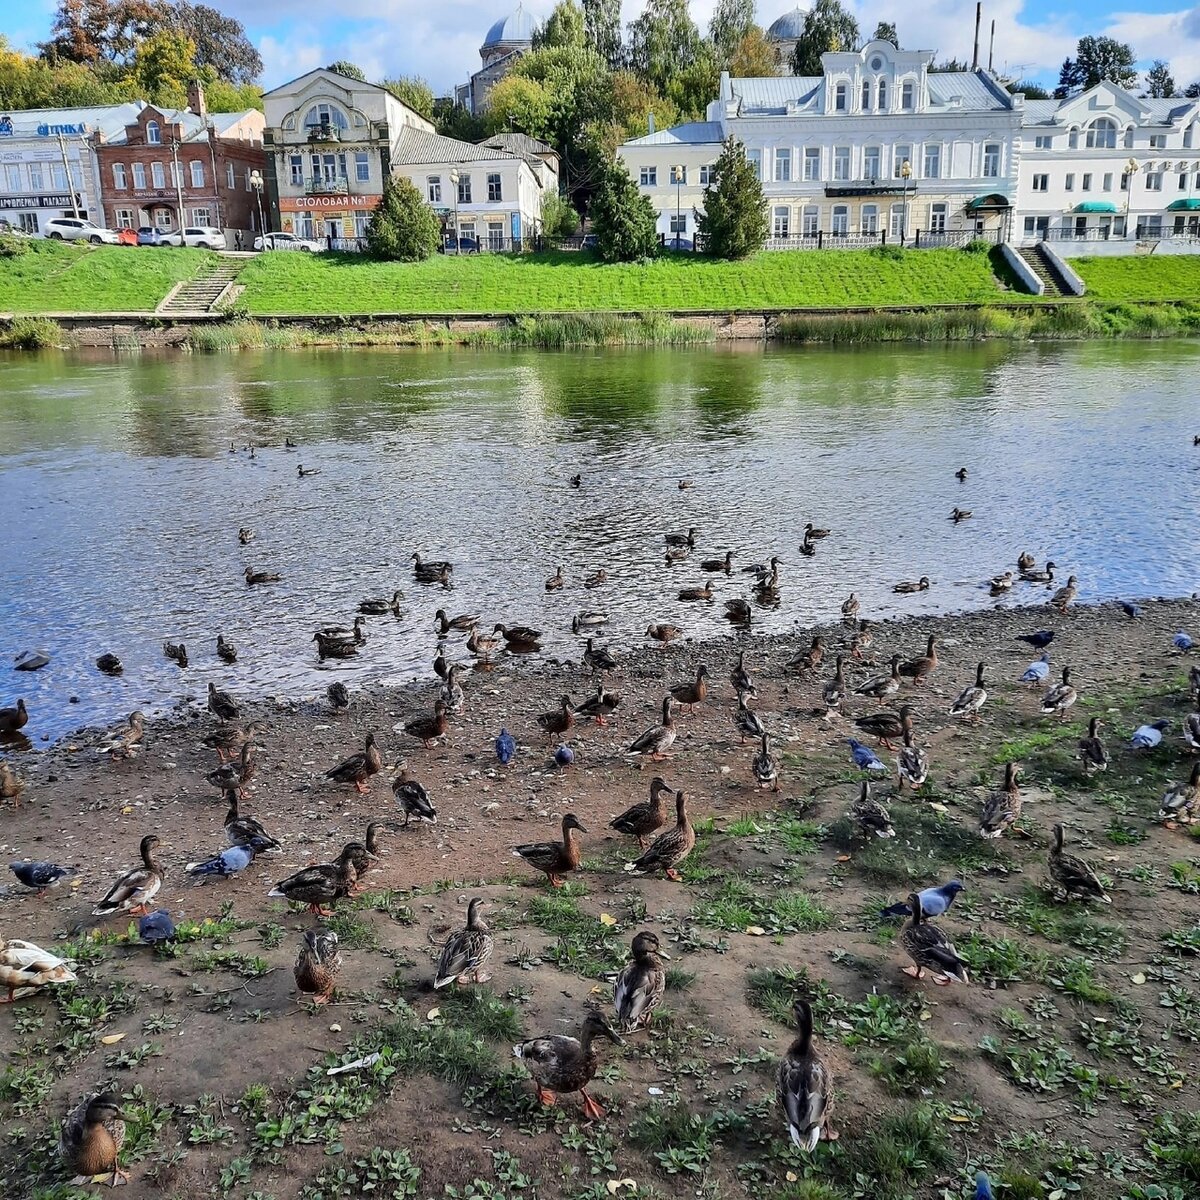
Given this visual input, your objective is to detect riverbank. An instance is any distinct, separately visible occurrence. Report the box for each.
[3,598,1199,1198]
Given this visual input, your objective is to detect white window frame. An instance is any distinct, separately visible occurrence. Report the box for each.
[834,82,847,112]
[427,175,441,204]
[803,148,820,181]
[457,174,471,203]
[922,143,940,179]
[27,162,44,189]
[699,165,714,185]
[801,205,819,236]
[889,203,905,236]
[900,81,914,110]
[226,162,235,189]
[1082,173,1092,191]
[115,208,135,229]
[772,205,790,238]
[929,202,947,233]
[146,120,160,144]
[487,172,502,202]
[774,149,791,182]
[640,166,656,186]
[877,79,888,109]
[863,146,881,180]
[832,146,850,182]
[860,204,878,234]
[1150,134,1167,149]
[1086,119,1117,150]
[154,208,173,229]
[669,211,687,233]
[746,150,761,181]
[151,161,165,188]
[111,163,127,189]
[983,143,1001,178]
[1145,172,1163,191]
[132,162,146,189]
[892,146,912,179]
[189,160,204,188]
[18,212,39,233]
[1032,173,1049,192]
[190,207,210,226]
[861,79,871,111]
[355,152,369,183]
[831,204,849,235]
[1065,173,1075,192]
[290,155,303,186]
[670,165,687,184]
[1102,172,1113,191]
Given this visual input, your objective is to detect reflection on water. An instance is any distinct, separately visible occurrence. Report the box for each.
[0,341,1196,742]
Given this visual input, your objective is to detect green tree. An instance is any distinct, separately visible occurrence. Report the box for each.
[365,174,440,261]
[590,159,659,262]
[729,28,778,77]
[709,0,755,62]
[628,0,701,94]
[127,28,195,105]
[382,75,435,120]
[1186,81,1200,99]
[872,20,897,46]
[327,59,366,80]
[485,74,554,140]
[1008,79,1050,99]
[433,97,486,141]
[696,135,767,258]
[791,0,859,75]
[1056,36,1137,97]
[930,57,969,72]
[534,0,586,49]
[541,191,580,237]
[666,41,720,120]
[583,0,623,68]
[1144,59,1176,98]
[168,3,261,82]
[202,75,263,112]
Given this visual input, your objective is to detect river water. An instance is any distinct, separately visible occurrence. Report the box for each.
[1,341,1197,742]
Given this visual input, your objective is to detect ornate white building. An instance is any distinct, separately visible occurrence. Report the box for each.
[455,5,536,115]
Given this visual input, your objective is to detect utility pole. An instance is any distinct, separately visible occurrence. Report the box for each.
[171,138,186,235]
[56,131,81,218]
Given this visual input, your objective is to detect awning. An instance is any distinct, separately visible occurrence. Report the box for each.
[1167,198,1200,211]
[965,193,1010,211]
[1073,201,1118,213]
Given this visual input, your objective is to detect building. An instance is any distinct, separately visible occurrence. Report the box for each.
[618,41,1023,246]
[479,131,560,193]
[455,4,535,115]
[92,84,264,238]
[0,103,142,235]
[1017,83,1200,247]
[262,69,435,244]
[765,7,806,75]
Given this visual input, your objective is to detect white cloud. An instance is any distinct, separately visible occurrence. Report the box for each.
[1103,8,1200,89]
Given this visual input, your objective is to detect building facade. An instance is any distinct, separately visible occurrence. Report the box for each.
[455,5,535,115]
[93,84,264,236]
[262,69,434,244]
[765,7,805,75]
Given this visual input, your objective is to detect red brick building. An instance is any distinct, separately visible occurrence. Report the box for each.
[93,84,265,237]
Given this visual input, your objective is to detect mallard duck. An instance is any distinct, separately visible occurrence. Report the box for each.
[1,761,24,806]
[514,813,587,886]
[575,684,621,726]
[238,527,254,544]
[753,557,782,595]
[665,527,697,548]
[670,665,708,713]
[59,1092,126,1185]
[753,733,780,792]
[584,570,608,589]
[701,550,734,573]
[359,590,404,616]
[9,860,76,896]
[899,636,938,683]
[1190,664,1200,704]
[432,644,449,681]
[215,634,237,664]
[1040,666,1077,720]
[392,763,437,825]
[788,636,825,674]
[93,834,164,917]
[244,565,282,585]
[614,931,668,1033]
[223,789,280,853]
[537,696,575,741]
[1020,560,1056,584]
[0,698,28,736]
[411,551,453,581]
[440,664,466,715]
[897,725,929,790]
[583,639,618,674]
[1048,823,1110,903]
[893,576,930,594]
[294,929,340,1004]
[1017,551,1035,572]
[404,700,448,748]
[467,626,502,662]
[514,1010,622,1118]
[206,740,255,793]
[269,843,358,915]
[798,532,816,557]
[1079,717,1107,775]
[849,619,873,660]
[735,694,767,743]
[207,681,240,723]
[202,719,265,763]
[678,478,694,490]
[841,592,859,622]
[855,654,901,703]
[326,733,383,793]
[545,566,565,591]
[951,507,972,523]
[434,609,479,635]
[610,777,671,847]
[804,522,831,540]
[900,892,970,985]
[1184,711,1200,753]
[1051,574,1079,612]
[297,464,320,477]
[434,897,493,987]
[162,640,188,668]
[646,623,681,645]
[949,663,988,723]
[493,622,542,649]
[313,631,358,659]
[980,762,1021,839]
[317,616,367,644]
[777,998,836,1152]
[1160,762,1200,824]
[569,473,582,487]
[854,704,911,751]
[850,781,895,838]
[955,467,968,481]
[0,937,76,1002]
[989,571,1013,596]
[678,582,714,602]
[95,653,123,675]
[724,598,751,626]
[822,656,846,711]
[627,790,694,880]
[327,682,350,712]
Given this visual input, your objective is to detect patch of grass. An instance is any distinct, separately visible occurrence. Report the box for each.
[1144,1111,1200,1185]
[429,987,522,1042]
[691,880,831,934]
[837,1103,952,1200]
[868,1038,949,1093]
[524,892,624,977]
[375,1004,499,1087]
[1074,255,1200,301]
[957,932,1050,985]
[324,909,379,949]
[299,1147,421,1199]
[0,315,65,348]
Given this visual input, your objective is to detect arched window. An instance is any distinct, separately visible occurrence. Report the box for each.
[146,120,160,144]
[1068,127,1079,149]
[304,102,350,132]
[1124,126,1134,148]
[834,82,847,112]
[877,79,888,109]
[861,79,871,110]
[1085,118,1117,149]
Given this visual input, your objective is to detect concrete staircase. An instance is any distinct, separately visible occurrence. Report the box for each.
[157,256,249,315]
[1025,243,1071,297]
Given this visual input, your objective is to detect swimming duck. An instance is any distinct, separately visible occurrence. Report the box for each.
[788,636,825,674]
[1019,653,1051,686]
[297,464,320,477]
[313,631,358,660]
[678,582,714,602]
[186,843,255,879]
[493,622,542,650]
[569,473,582,488]
[572,611,610,634]
[59,1092,126,1185]
[664,546,689,564]
[244,565,282,585]
[627,790,694,880]
[1160,762,1200,824]
[822,656,846,711]
[393,763,437,825]
[9,860,76,896]
[850,781,895,837]
[723,598,752,626]
[359,590,404,616]
[206,740,256,794]
[574,684,621,726]
[411,551,453,580]
[854,704,911,751]
[798,532,816,557]
[735,694,767,743]
[1048,823,1110,903]
[435,609,479,635]
[678,478,694,490]
[753,558,782,597]
[881,880,964,919]
[1017,551,1035,572]
[664,527,697,548]
[162,640,188,668]
[327,682,350,712]
[610,777,672,848]
[900,892,970,985]
[899,636,938,684]
[950,508,972,523]
[513,813,587,887]
[95,653,123,675]
[980,762,1021,839]
[897,725,930,791]
[848,738,887,773]
[700,550,734,573]
[1051,574,1079,611]
[93,834,164,917]
[841,592,859,622]
[893,576,930,594]
[0,937,77,1002]
[514,1010,622,1119]
[317,616,367,644]
[753,733,780,792]
[804,522,830,540]
[207,682,240,723]
[849,619,873,660]
[1040,667,1077,720]
[404,700,449,748]
[955,467,968,481]
[584,570,608,589]
[495,728,516,765]
[989,571,1013,595]
[294,929,341,1004]
[855,654,901,703]
[269,843,358,915]
[1079,717,1108,775]
[326,733,383,793]
[537,696,576,741]
[138,910,175,944]
[434,898,493,988]
[949,663,988,723]
[1184,711,1200,753]
[614,931,668,1033]
[545,566,565,591]
[439,664,465,715]
[1,761,24,806]
[238,527,254,544]
[0,698,28,736]
[1020,560,1056,584]
[645,623,681,645]
[223,789,280,853]
[216,634,237,664]
[285,437,298,448]
[777,998,836,1152]
[670,665,708,713]
[583,638,618,674]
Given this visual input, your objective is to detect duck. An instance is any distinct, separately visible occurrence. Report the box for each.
[1160,762,1200,824]
[359,590,404,616]
[855,654,901,703]
[848,738,887,773]
[980,762,1021,839]
[610,777,672,848]
[185,843,255,879]
[434,898,493,988]
[1,761,24,805]
[700,550,734,573]
[268,843,359,915]
[583,638,618,674]
[432,645,449,681]
[327,682,350,712]
[900,892,970,985]
[627,790,694,880]
[404,700,449,748]
[1020,560,1056,584]
[584,570,608,590]
[93,834,164,917]
[317,616,367,644]
[223,789,280,853]
[678,582,714,602]
[899,636,938,684]
[1017,551,1036,572]
[238,527,254,544]
[297,464,320,477]
[678,478,694,490]
[163,640,188,668]
[347,827,384,889]
[664,546,689,564]
[1051,574,1079,611]
[777,998,836,1152]
[645,623,681,645]
[493,622,542,650]
[0,937,77,1002]
[572,611,610,634]
[439,664,465,715]
[614,931,668,1033]
[513,1010,622,1119]
[853,704,911,751]
[752,733,780,792]
[411,551,453,579]
[537,696,575,741]
[664,527,697,548]
[670,665,708,713]
[206,740,256,794]
[1040,666,1078,720]
[822,656,846,711]
[294,930,341,1004]
[1184,710,1200,753]
[841,592,859,622]
[244,565,282,585]
[545,566,565,591]
[849,619,873,660]
[1019,653,1051,687]
[58,1092,126,1185]
[574,684,621,727]
[735,694,767,743]
[95,653,123,675]
[898,727,930,790]
[1191,664,1200,702]
[949,663,988,723]
[435,609,479,635]
[8,860,76,896]
[1079,717,1108,775]
[989,571,1013,596]
[393,763,437,826]
[723,598,752,626]
[216,634,238,664]
[798,532,816,557]
[881,880,964,919]
[955,467,968,481]
[569,473,582,488]
[207,681,240,723]
[326,733,383,793]
[787,636,825,674]
[753,557,782,596]
[804,521,831,540]
[495,728,516,765]
[285,437,298,448]
[1048,823,1111,903]
[313,631,358,659]
[893,576,930,594]
[850,781,895,838]
[950,508,972,523]
[513,813,587,887]
[0,698,28,736]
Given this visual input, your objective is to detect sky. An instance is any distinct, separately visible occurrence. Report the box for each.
[8,0,1200,98]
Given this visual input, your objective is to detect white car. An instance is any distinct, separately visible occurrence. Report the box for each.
[159,226,228,250]
[44,217,120,244]
[254,231,322,252]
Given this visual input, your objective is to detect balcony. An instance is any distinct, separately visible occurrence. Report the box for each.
[301,177,349,196]
[306,124,341,144]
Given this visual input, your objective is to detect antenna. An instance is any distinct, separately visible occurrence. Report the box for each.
[989,20,995,71]
[972,2,981,71]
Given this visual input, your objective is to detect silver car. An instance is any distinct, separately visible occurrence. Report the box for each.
[159,226,228,249]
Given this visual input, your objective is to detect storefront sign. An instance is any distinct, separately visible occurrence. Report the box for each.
[37,122,88,136]
[0,116,12,137]
[0,193,79,209]
[279,193,380,211]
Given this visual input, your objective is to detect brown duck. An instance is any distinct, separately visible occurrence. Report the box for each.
[536,696,575,741]
[404,700,448,748]
[59,1092,126,1185]
[899,636,938,684]
[670,665,709,713]
[514,813,586,887]
[325,733,382,794]
[609,776,672,847]
[294,929,341,1004]
[627,790,695,881]
[0,698,29,735]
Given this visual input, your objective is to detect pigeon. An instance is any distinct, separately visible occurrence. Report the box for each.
[1131,719,1170,750]
[554,744,575,769]
[1119,601,1141,619]
[1174,631,1195,652]
[974,1172,995,1200]
[137,910,176,944]
[9,861,77,896]
[186,845,256,878]
[847,738,887,773]
[881,880,964,919]
[1015,630,1054,649]
[1018,653,1051,685]
[495,728,515,765]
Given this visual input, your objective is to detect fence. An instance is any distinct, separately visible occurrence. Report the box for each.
[759,227,1001,252]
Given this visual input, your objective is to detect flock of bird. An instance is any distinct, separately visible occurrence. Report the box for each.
[2,455,1200,1191]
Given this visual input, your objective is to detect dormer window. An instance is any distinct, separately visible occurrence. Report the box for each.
[304,102,349,133]
[834,83,847,112]
[901,81,914,110]
[878,79,888,109]
[146,120,160,144]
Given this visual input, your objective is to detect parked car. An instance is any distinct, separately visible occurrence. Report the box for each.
[44,217,120,244]
[137,227,165,246]
[116,228,139,246]
[254,231,322,252]
[440,236,479,253]
[159,226,227,250]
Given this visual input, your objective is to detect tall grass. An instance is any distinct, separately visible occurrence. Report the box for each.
[0,316,65,349]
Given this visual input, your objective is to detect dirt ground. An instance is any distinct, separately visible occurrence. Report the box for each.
[3,597,1200,1200]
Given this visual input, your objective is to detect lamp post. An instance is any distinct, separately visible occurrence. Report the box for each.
[249,169,266,248]
[449,167,460,253]
[899,158,912,243]
[1124,156,1138,239]
[673,164,684,248]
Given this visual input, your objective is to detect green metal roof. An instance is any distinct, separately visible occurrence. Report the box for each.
[1166,197,1200,211]
[1073,201,1118,213]
[965,193,1010,211]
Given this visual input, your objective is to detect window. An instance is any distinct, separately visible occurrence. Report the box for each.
[639,166,657,186]
[1068,128,1079,149]
[834,82,847,111]
[487,173,502,201]
[487,222,504,250]
[774,150,791,181]
[170,161,181,188]
[699,165,714,184]
[111,163,127,189]
[4,164,21,191]
[1181,172,1190,190]
[459,221,476,243]
[303,103,349,132]
[52,163,67,190]
[923,143,940,179]
[1146,171,1163,191]
[772,205,789,238]
[831,205,848,235]
[803,148,820,181]
[146,120,160,144]
[1085,118,1116,149]
[1103,172,1113,191]
[670,164,687,184]
[863,146,880,180]
[190,161,204,187]
[861,79,871,110]
[983,143,1000,177]
[226,162,235,188]
[1124,127,1135,148]
[27,162,43,189]
[892,146,911,178]
[427,175,441,203]
[877,79,887,109]
[355,152,369,183]
[132,162,146,189]
[746,149,761,180]
[861,204,878,234]
[191,207,210,225]
[801,205,819,236]
[929,202,947,233]
[1023,216,1036,237]
[154,209,173,229]
[18,212,38,233]
[1032,173,1049,191]
[832,146,850,181]
[1150,134,1166,149]
[901,81,914,110]
[669,212,687,233]
[1065,173,1075,191]
[1034,134,1053,149]
[1120,171,1130,190]
[354,211,369,238]
[289,155,303,186]
[457,173,471,203]
[115,208,135,228]
[890,203,905,237]
[1082,173,1092,191]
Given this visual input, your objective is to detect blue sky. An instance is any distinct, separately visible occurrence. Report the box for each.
[8,0,1200,97]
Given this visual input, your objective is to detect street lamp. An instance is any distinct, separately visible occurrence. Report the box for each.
[673,164,684,248]
[899,158,912,243]
[1124,156,1139,239]
[249,169,266,248]
[449,167,460,253]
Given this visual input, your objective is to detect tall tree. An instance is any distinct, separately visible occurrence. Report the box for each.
[1008,79,1050,99]
[696,136,768,258]
[485,74,554,140]
[534,0,586,50]
[590,158,659,262]
[326,60,366,80]
[381,75,435,119]
[1055,36,1137,97]
[365,175,440,261]
[1144,59,1176,98]
[433,96,486,141]
[930,57,969,72]
[627,0,701,95]
[128,29,195,105]
[872,20,897,47]
[729,28,779,76]
[168,3,261,83]
[791,0,860,76]
[708,0,755,62]
[583,0,623,69]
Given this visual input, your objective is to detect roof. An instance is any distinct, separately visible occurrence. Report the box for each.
[0,102,144,138]
[483,4,535,48]
[623,121,725,146]
[392,126,527,166]
[108,107,260,145]
[728,70,1013,115]
[767,6,807,39]
[1020,90,1200,127]
[481,132,557,161]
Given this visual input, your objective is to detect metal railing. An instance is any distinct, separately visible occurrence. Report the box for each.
[302,177,350,195]
[760,227,1000,251]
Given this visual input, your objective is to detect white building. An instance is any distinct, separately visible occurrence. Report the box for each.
[1017,83,1200,247]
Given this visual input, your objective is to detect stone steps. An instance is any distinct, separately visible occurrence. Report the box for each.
[157,256,249,314]
[1026,244,1069,298]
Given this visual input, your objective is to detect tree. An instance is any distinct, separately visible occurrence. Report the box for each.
[1144,59,1176,98]
[1186,81,1200,99]
[327,60,366,80]
[709,0,755,62]
[583,0,622,69]
[929,57,969,72]
[382,75,434,120]
[365,175,440,261]
[202,76,263,112]
[590,159,658,262]
[168,3,261,83]
[729,29,780,77]
[1009,79,1050,99]
[696,136,768,258]
[872,20,897,47]
[1055,36,1137,97]
[433,97,487,142]
[666,41,720,119]
[628,0,702,95]
[791,0,860,76]
[485,74,554,140]
[534,0,586,50]
[127,29,195,105]
[542,191,580,237]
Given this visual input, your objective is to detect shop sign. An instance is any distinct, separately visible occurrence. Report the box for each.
[0,193,79,209]
[279,193,380,211]
[37,122,88,136]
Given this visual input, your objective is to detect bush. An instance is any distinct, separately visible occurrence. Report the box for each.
[365,175,441,262]
[542,191,580,239]
[0,316,63,349]
[590,160,659,263]
[696,136,769,259]
[0,232,30,258]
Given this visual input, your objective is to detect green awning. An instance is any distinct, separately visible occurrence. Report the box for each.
[965,193,1010,211]
[1073,201,1118,213]
[1166,198,1200,211]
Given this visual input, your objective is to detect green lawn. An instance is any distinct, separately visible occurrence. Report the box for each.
[0,240,216,313]
[1073,254,1200,300]
[237,246,1010,315]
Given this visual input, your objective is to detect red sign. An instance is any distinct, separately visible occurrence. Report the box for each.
[279,194,380,211]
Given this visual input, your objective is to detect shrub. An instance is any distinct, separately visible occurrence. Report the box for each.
[365,175,441,262]
[0,231,30,258]
[0,316,63,349]
[590,159,659,263]
[697,136,769,259]
[542,191,580,238]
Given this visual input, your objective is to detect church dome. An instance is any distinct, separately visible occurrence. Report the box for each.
[767,6,808,40]
[483,4,535,49]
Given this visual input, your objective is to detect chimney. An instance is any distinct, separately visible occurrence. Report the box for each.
[648,111,655,134]
[972,3,981,70]
[187,80,207,121]
[988,20,995,71]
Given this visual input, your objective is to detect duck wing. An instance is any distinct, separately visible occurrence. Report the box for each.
[777,1052,831,1152]
[614,961,665,1031]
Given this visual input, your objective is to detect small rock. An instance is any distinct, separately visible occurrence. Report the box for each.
[14,650,51,671]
